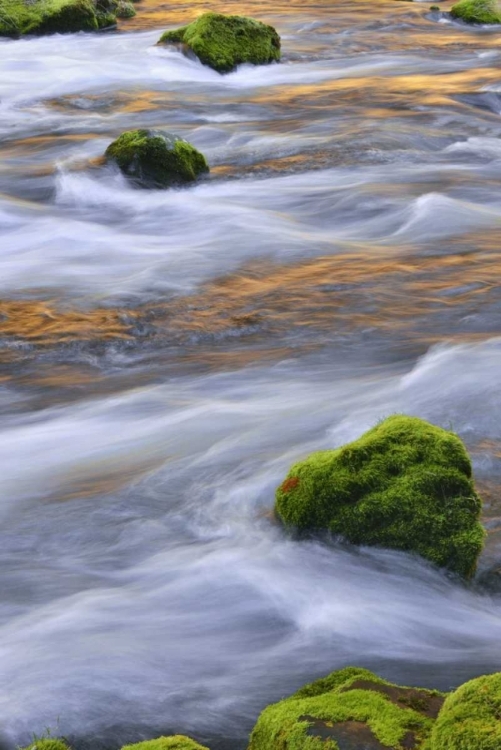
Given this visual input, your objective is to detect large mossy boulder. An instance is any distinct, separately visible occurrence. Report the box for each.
[122,737,209,750]
[158,12,281,74]
[105,129,209,189]
[275,415,485,578]
[0,0,117,36]
[248,666,445,750]
[450,0,501,23]
[429,673,501,750]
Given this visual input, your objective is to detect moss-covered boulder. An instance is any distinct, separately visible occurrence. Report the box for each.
[248,667,445,750]
[115,0,135,18]
[158,12,281,74]
[429,673,501,749]
[275,415,485,578]
[0,0,117,36]
[105,129,209,189]
[450,0,501,23]
[122,737,209,750]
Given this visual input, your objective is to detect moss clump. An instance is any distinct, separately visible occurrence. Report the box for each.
[20,740,71,750]
[105,129,209,188]
[122,737,209,750]
[275,415,484,578]
[0,0,117,36]
[429,673,501,750]
[450,0,501,23]
[115,0,135,17]
[158,12,281,74]
[248,667,446,750]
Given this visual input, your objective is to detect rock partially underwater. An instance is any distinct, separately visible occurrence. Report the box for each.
[0,0,119,36]
[105,129,209,189]
[275,415,485,577]
[450,0,501,23]
[158,12,281,73]
[248,666,446,750]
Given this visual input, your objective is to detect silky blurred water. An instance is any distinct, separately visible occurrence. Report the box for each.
[1,1,501,748]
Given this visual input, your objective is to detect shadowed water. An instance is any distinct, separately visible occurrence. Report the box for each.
[1,0,501,748]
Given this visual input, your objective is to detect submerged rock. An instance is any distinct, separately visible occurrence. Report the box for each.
[122,737,209,750]
[450,0,501,23]
[248,666,445,750]
[0,0,117,36]
[105,129,209,188]
[158,12,281,74]
[429,673,501,749]
[275,414,485,577]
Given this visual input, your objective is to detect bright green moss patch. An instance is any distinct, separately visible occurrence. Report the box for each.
[450,0,501,22]
[20,740,71,750]
[275,415,484,578]
[0,0,117,36]
[429,673,501,750]
[121,736,209,750]
[158,12,281,73]
[248,667,445,750]
[105,129,209,188]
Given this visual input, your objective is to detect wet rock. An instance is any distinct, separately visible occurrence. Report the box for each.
[115,0,135,18]
[105,129,209,189]
[248,666,445,750]
[0,0,117,36]
[158,12,281,74]
[429,672,501,749]
[450,0,501,23]
[275,414,485,578]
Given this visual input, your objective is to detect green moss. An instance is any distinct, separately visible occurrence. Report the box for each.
[105,129,209,188]
[428,673,501,750]
[115,0,135,17]
[121,737,209,750]
[20,740,71,750]
[158,12,281,74]
[0,0,118,35]
[248,667,446,750]
[450,0,501,22]
[275,415,485,578]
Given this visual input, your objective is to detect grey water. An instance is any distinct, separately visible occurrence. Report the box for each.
[1,1,501,748]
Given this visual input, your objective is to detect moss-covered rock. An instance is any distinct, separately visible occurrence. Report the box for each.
[0,0,117,36]
[275,415,485,578]
[248,667,445,750]
[115,0,135,18]
[105,129,209,188]
[122,737,209,750]
[450,0,501,23]
[158,12,281,74]
[429,672,501,749]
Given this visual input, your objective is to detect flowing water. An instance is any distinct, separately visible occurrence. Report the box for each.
[1,1,501,748]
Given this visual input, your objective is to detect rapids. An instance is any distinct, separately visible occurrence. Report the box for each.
[1,0,501,748]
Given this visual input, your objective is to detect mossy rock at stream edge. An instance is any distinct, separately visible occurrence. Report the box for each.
[248,666,446,750]
[20,741,71,750]
[122,736,209,750]
[275,415,485,578]
[105,129,209,188]
[450,0,501,23]
[429,673,501,749]
[0,0,119,36]
[158,12,281,74]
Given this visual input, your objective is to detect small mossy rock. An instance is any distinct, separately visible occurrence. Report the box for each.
[429,673,501,749]
[450,0,501,23]
[275,415,485,578]
[105,129,209,188]
[122,737,209,750]
[248,667,446,750]
[158,12,281,74]
[115,0,135,18]
[0,0,117,35]
[20,740,71,750]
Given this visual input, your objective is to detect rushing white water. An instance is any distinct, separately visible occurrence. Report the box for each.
[1,1,501,748]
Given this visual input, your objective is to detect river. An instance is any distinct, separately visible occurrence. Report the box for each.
[1,1,501,748]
